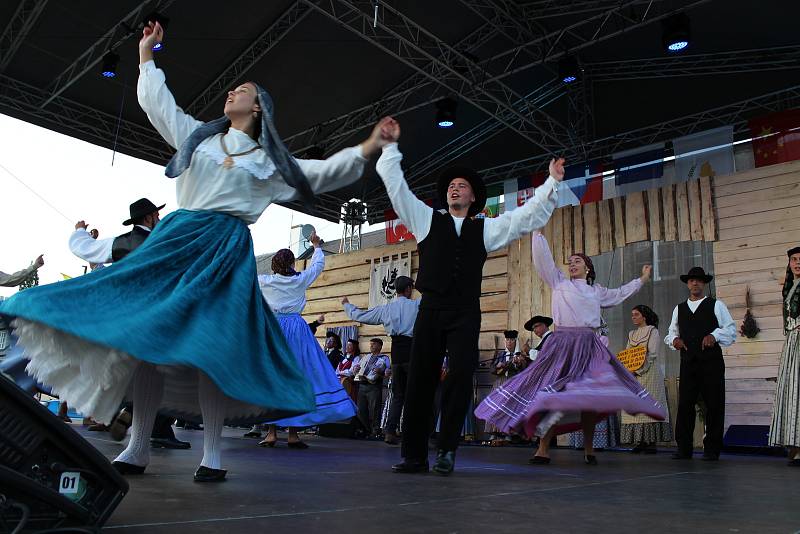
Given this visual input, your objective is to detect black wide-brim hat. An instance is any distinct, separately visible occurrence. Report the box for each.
[787,246,800,258]
[680,266,713,283]
[123,198,165,226]
[436,166,487,218]
[524,315,553,331]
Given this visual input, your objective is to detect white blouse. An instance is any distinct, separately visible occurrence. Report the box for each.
[259,247,325,314]
[137,61,368,224]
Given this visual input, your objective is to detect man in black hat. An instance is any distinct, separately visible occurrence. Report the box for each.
[343,275,419,445]
[68,198,188,450]
[375,118,562,475]
[665,266,736,461]
[523,315,553,361]
[485,329,527,445]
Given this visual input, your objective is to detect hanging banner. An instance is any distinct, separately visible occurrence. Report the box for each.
[368,256,411,307]
[673,125,735,182]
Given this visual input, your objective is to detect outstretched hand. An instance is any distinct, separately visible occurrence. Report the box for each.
[310,231,321,248]
[361,116,399,158]
[34,254,44,268]
[549,158,565,182]
[640,264,652,282]
[139,21,164,63]
[341,296,350,305]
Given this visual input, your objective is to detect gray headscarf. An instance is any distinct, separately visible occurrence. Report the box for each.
[164,83,314,209]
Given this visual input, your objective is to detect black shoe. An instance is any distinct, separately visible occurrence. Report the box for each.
[630,442,646,454]
[392,459,430,473]
[671,452,692,460]
[112,461,146,475]
[787,458,800,467]
[384,432,400,445]
[701,453,719,461]
[183,422,203,430]
[150,437,191,450]
[584,455,598,466]
[432,450,456,476]
[287,440,309,449]
[528,455,551,465]
[243,430,262,439]
[193,466,227,482]
[643,443,658,454]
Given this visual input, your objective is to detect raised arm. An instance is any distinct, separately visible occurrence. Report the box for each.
[343,300,389,326]
[296,245,325,289]
[597,265,651,308]
[531,231,566,288]
[0,259,40,287]
[69,223,113,265]
[375,143,433,243]
[137,22,202,150]
[483,176,559,252]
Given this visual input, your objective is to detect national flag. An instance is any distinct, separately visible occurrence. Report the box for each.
[517,170,548,206]
[478,183,504,218]
[748,109,800,168]
[673,126,734,182]
[503,178,517,212]
[612,143,665,196]
[385,208,415,244]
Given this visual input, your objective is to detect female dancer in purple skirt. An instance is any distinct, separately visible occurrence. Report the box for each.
[475,232,666,465]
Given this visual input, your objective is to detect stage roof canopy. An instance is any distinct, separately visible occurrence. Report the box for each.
[2,0,799,222]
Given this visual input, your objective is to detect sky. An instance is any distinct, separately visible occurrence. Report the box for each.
[0,113,381,297]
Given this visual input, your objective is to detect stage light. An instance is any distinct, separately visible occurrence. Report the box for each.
[100,52,119,78]
[662,13,691,52]
[152,42,163,51]
[436,98,457,128]
[558,56,580,84]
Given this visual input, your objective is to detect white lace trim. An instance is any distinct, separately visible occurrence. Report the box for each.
[13,319,274,424]
[194,137,277,181]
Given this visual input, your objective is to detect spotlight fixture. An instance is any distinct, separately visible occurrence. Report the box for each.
[662,13,691,52]
[436,98,457,128]
[558,56,580,84]
[143,11,170,51]
[100,51,119,78]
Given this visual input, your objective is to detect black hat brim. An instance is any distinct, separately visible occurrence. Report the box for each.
[787,247,800,258]
[524,316,553,331]
[436,167,486,217]
[679,274,713,283]
[123,203,165,226]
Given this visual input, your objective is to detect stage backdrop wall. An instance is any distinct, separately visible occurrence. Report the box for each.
[296,162,798,437]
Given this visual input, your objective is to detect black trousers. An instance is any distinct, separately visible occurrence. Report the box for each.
[401,307,480,460]
[357,382,383,434]
[385,335,412,435]
[675,356,726,457]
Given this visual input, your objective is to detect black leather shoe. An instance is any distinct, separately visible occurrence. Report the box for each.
[787,458,800,467]
[193,466,227,482]
[287,440,309,449]
[391,459,429,473]
[432,450,456,476]
[701,453,719,461]
[671,452,692,460]
[112,461,146,475]
[584,455,598,466]
[150,437,191,450]
[528,455,551,465]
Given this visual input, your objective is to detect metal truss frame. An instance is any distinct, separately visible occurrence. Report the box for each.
[0,0,49,73]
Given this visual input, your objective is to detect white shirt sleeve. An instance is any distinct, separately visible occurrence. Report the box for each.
[137,60,203,150]
[483,177,559,252]
[296,247,325,288]
[344,302,389,325]
[375,143,433,243]
[712,300,737,347]
[0,263,38,287]
[68,229,114,264]
[664,305,680,350]
[268,146,369,203]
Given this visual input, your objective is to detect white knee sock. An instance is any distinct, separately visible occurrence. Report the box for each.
[114,363,164,467]
[198,372,227,470]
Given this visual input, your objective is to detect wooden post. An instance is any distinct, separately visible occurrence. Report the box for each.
[625,191,648,243]
[583,202,600,256]
[612,196,626,248]
[699,176,716,241]
[675,181,691,241]
[598,199,614,253]
[687,179,704,241]
[646,187,662,241]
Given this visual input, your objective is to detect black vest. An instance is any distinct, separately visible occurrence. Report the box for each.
[111,226,150,262]
[416,212,487,309]
[535,331,552,351]
[677,297,723,361]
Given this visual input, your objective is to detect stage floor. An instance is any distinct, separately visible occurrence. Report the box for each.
[76,426,797,533]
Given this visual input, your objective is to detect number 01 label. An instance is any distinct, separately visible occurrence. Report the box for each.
[58,472,86,501]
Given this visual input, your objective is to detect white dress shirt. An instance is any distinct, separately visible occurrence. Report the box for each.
[664,296,737,349]
[259,247,324,314]
[375,143,559,252]
[138,61,367,224]
[68,225,152,265]
[343,296,420,337]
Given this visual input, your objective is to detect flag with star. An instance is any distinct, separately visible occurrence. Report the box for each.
[749,109,800,168]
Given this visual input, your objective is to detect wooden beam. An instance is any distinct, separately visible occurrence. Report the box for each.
[625,191,648,243]
[572,204,584,254]
[661,183,677,242]
[687,179,704,241]
[598,200,614,252]
[646,188,662,241]
[612,196,626,248]
[582,202,600,257]
[675,181,691,241]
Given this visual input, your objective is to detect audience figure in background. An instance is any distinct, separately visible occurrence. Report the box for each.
[665,267,736,461]
[0,255,44,287]
[524,315,553,362]
[323,330,343,369]
[337,339,360,402]
[485,330,526,446]
[354,338,389,438]
[769,247,800,466]
[258,233,356,449]
[620,305,672,454]
[342,275,419,445]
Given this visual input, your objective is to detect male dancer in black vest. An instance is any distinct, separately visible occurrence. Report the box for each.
[375,118,562,475]
[665,267,736,461]
[69,198,189,450]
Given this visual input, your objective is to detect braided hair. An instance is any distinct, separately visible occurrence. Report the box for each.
[271,249,297,276]
[632,304,659,328]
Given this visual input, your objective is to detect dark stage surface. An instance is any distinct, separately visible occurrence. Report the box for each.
[75,426,797,533]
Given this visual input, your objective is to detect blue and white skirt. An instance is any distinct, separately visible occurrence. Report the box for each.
[268,313,356,427]
[0,209,315,424]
